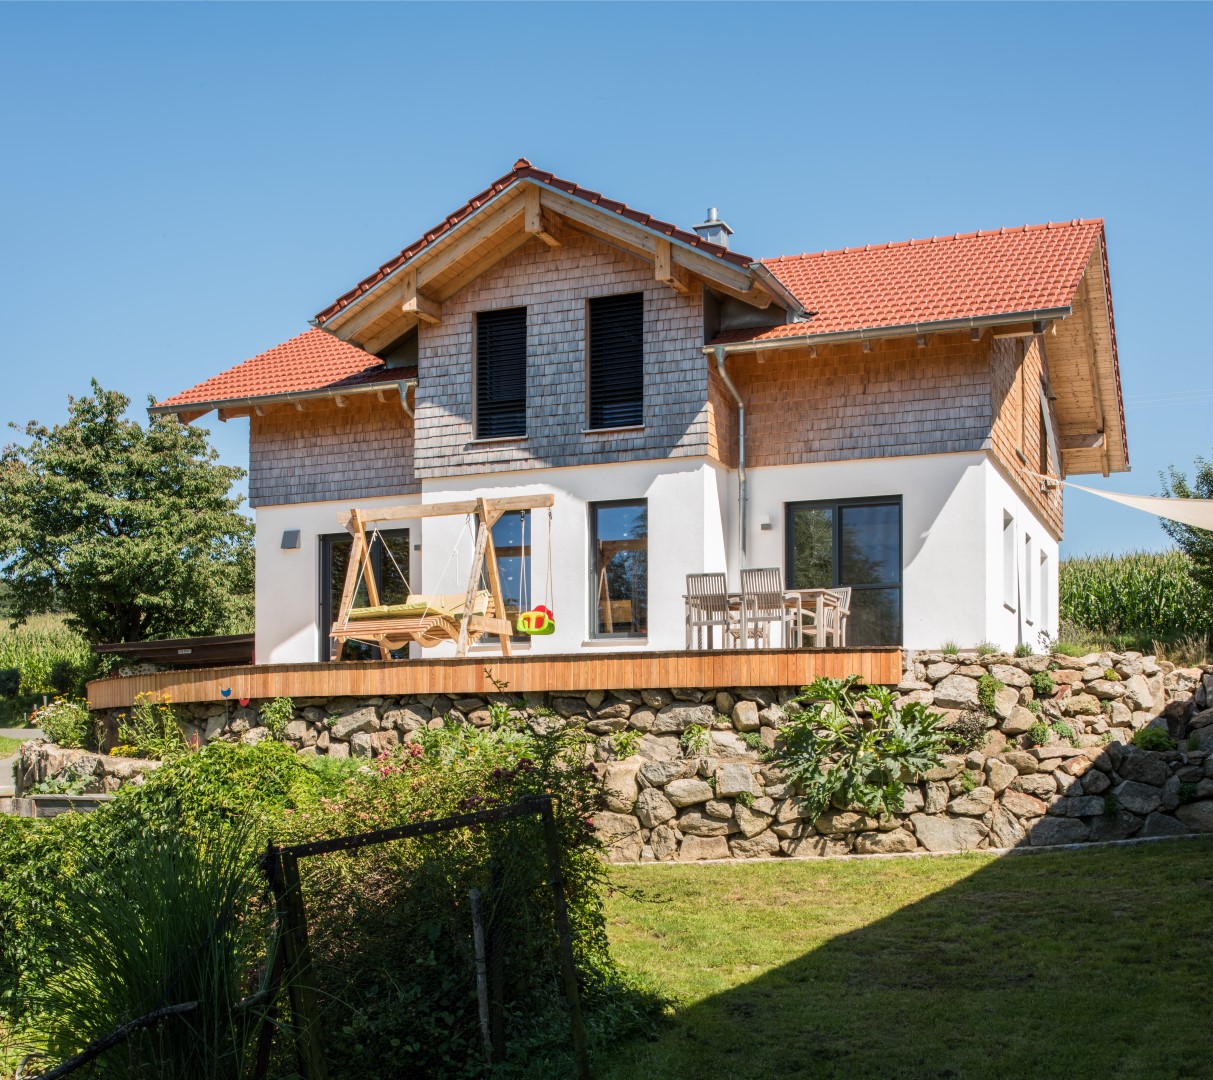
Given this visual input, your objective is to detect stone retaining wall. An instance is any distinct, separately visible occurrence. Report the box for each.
[51,653,1213,857]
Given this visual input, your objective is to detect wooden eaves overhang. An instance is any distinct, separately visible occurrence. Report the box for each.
[314,177,803,355]
[148,377,416,424]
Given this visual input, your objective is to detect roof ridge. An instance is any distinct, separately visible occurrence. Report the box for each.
[764,218,1104,264]
[314,160,753,324]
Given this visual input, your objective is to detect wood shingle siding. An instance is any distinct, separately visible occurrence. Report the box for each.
[989,335,1065,537]
[249,396,417,508]
[731,332,992,468]
[413,231,709,478]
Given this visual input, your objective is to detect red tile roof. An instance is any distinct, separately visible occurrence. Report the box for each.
[154,329,400,410]
[714,219,1105,345]
[313,158,754,325]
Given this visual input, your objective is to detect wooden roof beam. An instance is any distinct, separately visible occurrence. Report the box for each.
[524,185,563,248]
[655,237,691,295]
[400,269,442,325]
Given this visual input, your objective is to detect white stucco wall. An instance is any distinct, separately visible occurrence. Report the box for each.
[741,453,989,651]
[420,459,729,655]
[254,492,421,664]
[983,461,1060,652]
[251,450,1058,662]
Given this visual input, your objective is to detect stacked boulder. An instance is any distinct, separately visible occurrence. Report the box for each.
[59,655,1213,858]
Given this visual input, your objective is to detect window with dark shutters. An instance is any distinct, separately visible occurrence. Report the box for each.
[588,292,643,430]
[476,307,527,439]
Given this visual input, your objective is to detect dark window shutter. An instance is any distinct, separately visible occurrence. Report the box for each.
[476,307,527,439]
[589,293,643,429]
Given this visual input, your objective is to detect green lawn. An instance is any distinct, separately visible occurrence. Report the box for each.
[0,737,24,757]
[603,839,1213,1080]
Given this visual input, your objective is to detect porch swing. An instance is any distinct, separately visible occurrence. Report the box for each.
[328,495,556,659]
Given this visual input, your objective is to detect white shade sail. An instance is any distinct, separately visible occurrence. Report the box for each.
[1066,482,1213,531]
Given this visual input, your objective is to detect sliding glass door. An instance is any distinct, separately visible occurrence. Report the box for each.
[786,498,902,646]
[319,529,410,660]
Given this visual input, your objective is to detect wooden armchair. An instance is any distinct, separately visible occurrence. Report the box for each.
[733,567,794,648]
[684,572,735,649]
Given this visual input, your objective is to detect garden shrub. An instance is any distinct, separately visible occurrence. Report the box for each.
[1025,720,1051,748]
[775,676,947,820]
[610,729,641,759]
[31,695,91,748]
[1030,671,1056,698]
[1132,727,1176,752]
[0,723,661,1079]
[941,711,987,753]
[976,674,1004,714]
[119,692,188,759]
[1052,720,1078,748]
[680,723,709,757]
[258,695,295,740]
[0,666,20,699]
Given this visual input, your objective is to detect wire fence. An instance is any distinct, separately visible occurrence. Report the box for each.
[28,794,589,1080]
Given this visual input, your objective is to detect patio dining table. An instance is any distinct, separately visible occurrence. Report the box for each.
[784,588,846,647]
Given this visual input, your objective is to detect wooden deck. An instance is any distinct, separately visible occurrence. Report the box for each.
[86,648,903,710]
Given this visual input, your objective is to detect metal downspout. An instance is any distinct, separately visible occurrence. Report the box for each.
[713,345,746,572]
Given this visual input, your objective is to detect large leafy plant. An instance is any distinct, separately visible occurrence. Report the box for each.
[774,676,947,820]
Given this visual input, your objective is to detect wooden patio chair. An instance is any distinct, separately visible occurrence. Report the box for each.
[808,587,852,647]
[684,573,735,649]
[733,567,794,648]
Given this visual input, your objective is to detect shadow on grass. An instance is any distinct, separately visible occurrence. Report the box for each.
[602,838,1213,1080]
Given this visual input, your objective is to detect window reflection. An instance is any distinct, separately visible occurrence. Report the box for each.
[591,501,647,637]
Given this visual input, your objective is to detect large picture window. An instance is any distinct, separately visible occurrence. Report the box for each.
[491,510,531,642]
[590,500,647,637]
[475,307,527,439]
[588,292,644,430]
[785,497,902,646]
[320,529,410,660]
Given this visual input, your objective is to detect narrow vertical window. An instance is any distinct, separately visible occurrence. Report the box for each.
[1002,511,1016,610]
[588,292,643,429]
[476,307,527,438]
[590,500,648,637]
[1039,552,1050,632]
[1024,534,1034,624]
[320,529,409,661]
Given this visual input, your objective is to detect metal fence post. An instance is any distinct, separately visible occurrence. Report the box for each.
[266,847,329,1080]
[532,796,591,1080]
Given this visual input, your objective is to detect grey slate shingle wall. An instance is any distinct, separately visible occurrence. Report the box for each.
[413,231,709,479]
[248,396,416,508]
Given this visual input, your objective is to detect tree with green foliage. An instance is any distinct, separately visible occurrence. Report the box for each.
[1161,452,1213,595]
[0,381,253,643]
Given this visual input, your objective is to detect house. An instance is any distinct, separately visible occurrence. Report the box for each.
[151,159,1127,663]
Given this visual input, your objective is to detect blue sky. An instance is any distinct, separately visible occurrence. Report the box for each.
[1,2,1209,557]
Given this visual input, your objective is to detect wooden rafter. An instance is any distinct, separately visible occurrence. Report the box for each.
[524,185,563,248]
[654,238,691,295]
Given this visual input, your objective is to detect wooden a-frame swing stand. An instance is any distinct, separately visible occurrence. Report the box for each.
[329,494,556,660]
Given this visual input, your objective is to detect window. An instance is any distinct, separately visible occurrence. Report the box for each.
[1002,511,1016,610]
[475,307,527,439]
[1039,551,1050,632]
[491,510,531,641]
[1024,534,1034,624]
[588,292,643,429]
[786,497,902,646]
[590,500,647,637]
[319,528,410,660]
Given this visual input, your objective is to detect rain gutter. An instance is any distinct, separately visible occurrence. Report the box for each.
[148,379,417,421]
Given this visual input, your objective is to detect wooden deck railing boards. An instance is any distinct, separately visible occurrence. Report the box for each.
[86,648,903,709]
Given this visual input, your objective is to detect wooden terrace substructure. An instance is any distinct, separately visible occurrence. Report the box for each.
[86,647,903,710]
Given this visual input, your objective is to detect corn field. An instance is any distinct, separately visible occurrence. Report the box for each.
[0,614,93,695]
[1059,549,1212,644]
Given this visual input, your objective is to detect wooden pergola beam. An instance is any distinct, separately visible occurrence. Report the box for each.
[338,493,555,530]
